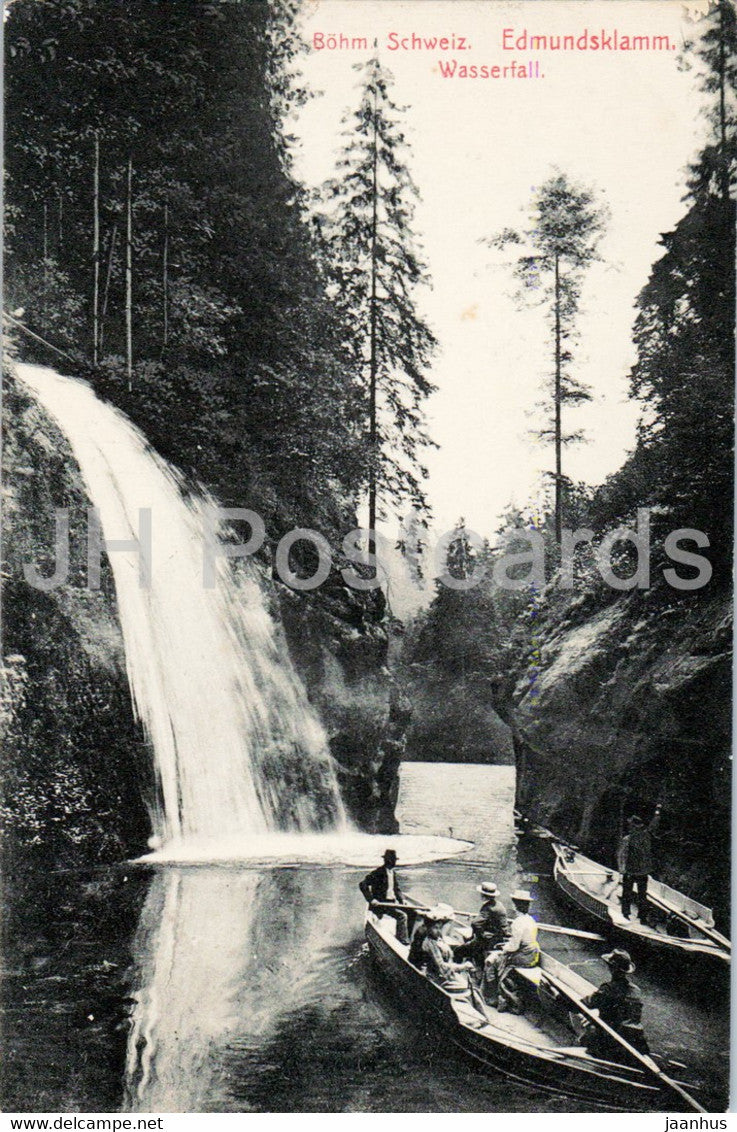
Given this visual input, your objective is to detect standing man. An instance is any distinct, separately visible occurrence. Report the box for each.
[618,804,662,923]
[454,880,509,968]
[359,848,410,945]
[483,888,540,1012]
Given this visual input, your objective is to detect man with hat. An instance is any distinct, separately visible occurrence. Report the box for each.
[618,803,662,923]
[581,949,649,1058]
[483,888,540,1012]
[453,881,509,969]
[359,848,411,945]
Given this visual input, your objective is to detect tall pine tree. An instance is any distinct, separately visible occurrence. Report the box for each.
[316,56,437,533]
[488,173,607,546]
[630,0,736,575]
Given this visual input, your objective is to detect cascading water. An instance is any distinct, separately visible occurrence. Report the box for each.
[17,363,347,846]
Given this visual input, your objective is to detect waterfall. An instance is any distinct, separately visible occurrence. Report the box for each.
[17,363,346,845]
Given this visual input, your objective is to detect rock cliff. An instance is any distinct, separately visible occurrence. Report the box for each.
[514,586,731,916]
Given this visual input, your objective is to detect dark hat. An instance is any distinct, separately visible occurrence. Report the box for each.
[383,848,397,863]
[602,949,635,974]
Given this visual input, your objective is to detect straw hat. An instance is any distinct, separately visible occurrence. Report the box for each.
[511,889,533,903]
[476,881,499,898]
[425,903,455,923]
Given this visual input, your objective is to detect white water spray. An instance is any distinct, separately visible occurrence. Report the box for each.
[17,364,347,846]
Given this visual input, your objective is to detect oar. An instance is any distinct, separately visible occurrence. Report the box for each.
[536,923,606,942]
[538,965,706,1113]
[374,903,605,943]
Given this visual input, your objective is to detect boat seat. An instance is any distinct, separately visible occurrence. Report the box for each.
[514,967,543,986]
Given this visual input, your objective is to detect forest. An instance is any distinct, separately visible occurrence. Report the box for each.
[2,0,735,894]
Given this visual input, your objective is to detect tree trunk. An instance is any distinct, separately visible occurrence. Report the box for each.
[368,80,379,535]
[126,156,133,391]
[93,131,100,365]
[554,251,562,547]
[99,222,118,357]
[718,1,729,202]
[42,202,48,328]
[161,201,169,358]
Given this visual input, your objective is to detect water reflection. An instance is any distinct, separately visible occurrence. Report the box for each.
[124,868,352,1111]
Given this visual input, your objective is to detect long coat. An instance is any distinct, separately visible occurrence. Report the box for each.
[359,865,404,905]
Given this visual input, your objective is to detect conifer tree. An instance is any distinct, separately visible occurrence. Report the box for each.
[630,1,736,573]
[488,173,607,546]
[317,57,437,533]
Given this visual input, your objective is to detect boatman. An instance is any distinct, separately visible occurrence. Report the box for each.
[359,848,411,945]
[581,949,649,1058]
[618,803,662,923]
[453,880,509,969]
[483,888,540,1012]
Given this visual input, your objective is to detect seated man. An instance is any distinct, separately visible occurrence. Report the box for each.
[359,848,410,945]
[483,888,540,1013]
[454,880,509,968]
[581,949,649,1058]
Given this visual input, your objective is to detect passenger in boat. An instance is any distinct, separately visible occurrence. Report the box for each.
[408,914,430,969]
[359,848,411,945]
[421,907,476,997]
[618,804,662,923]
[453,881,509,968]
[483,889,540,1013]
[581,949,650,1057]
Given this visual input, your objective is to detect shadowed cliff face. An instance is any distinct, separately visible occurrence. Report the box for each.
[2,371,152,868]
[277,588,402,833]
[514,589,731,917]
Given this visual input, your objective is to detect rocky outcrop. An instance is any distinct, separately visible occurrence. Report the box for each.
[277,586,404,832]
[2,371,152,867]
[514,587,731,915]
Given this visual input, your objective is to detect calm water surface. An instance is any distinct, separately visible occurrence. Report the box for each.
[2,764,729,1112]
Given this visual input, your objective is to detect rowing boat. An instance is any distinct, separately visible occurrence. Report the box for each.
[552,842,730,968]
[364,909,702,1111]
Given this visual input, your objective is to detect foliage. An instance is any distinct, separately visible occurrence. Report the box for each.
[4,0,368,543]
[628,0,736,578]
[314,56,437,527]
[488,172,608,539]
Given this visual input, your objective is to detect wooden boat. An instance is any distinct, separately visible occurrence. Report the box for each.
[552,842,730,967]
[514,809,555,840]
[364,909,703,1111]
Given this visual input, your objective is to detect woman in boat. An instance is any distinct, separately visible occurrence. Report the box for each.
[421,907,476,999]
[581,949,650,1058]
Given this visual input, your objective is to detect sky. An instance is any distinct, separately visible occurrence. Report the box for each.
[290,0,708,554]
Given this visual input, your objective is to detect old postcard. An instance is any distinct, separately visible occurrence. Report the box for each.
[1,0,732,1118]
